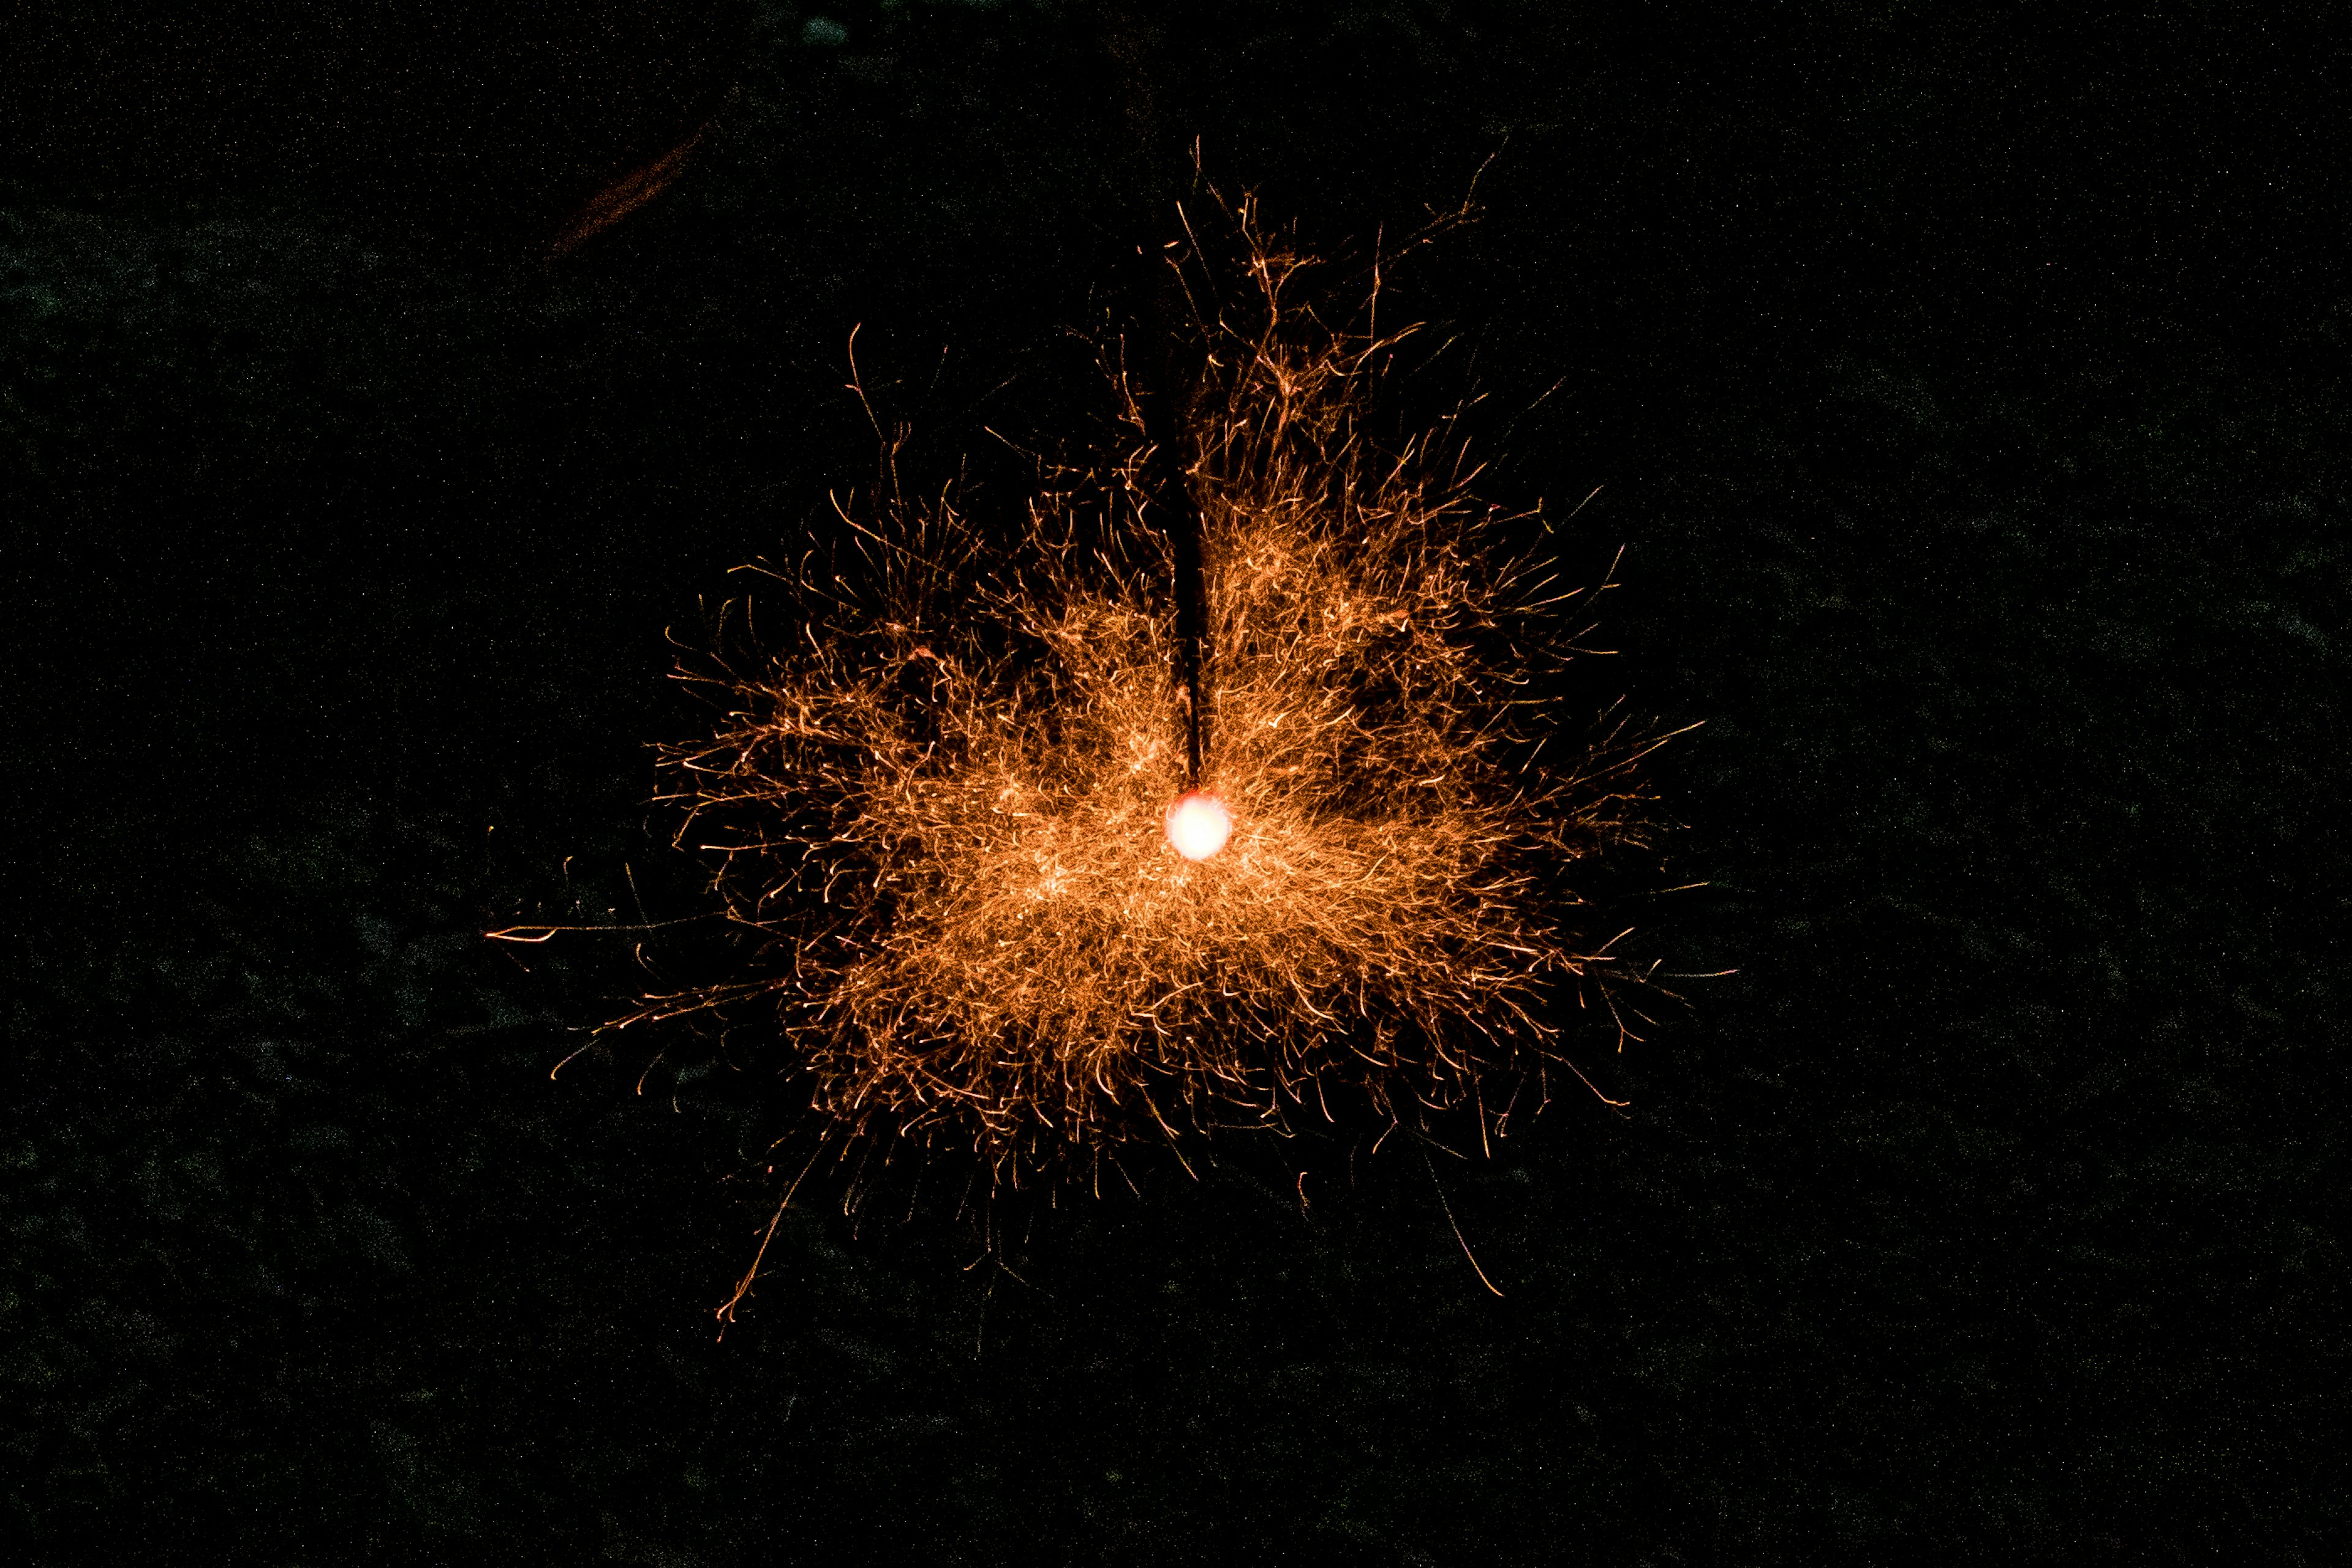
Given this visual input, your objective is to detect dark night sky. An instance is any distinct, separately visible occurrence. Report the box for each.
[4,4,2345,1563]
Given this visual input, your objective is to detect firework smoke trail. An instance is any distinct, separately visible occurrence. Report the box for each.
[616,195,1692,1207]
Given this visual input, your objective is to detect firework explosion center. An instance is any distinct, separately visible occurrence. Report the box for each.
[1163,790,1233,861]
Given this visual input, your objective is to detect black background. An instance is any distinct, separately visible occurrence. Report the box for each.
[4,2,2345,1562]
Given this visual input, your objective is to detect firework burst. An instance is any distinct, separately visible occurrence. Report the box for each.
[617,198,1690,1197]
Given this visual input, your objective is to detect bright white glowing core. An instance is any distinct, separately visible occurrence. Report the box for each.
[1164,791,1232,861]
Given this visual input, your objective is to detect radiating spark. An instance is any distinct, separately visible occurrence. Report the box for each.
[619,196,1687,1190]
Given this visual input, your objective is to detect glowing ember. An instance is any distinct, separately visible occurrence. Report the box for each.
[1164,791,1232,860]
[609,193,1690,1192]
